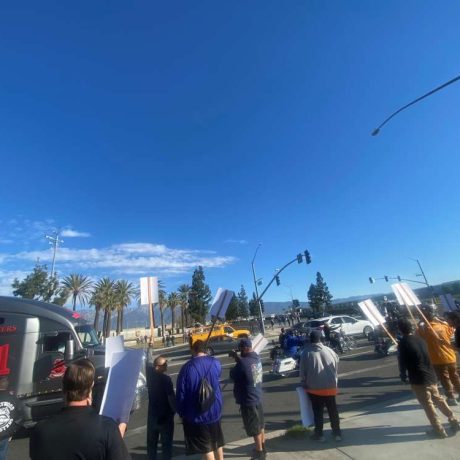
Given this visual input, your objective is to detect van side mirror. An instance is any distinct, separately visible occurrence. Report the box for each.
[65,339,75,362]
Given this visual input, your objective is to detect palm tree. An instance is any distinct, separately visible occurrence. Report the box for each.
[91,278,116,338]
[167,292,180,333]
[158,280,167,338]
[177,284,190,334]
[62,274,93,311]
[114,280,138,335]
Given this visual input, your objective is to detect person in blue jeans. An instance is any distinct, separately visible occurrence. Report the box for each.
[147,355,176,460]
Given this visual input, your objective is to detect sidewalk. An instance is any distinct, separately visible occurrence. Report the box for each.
[173,395,460,460]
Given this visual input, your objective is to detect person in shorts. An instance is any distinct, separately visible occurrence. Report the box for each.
[230,338,265,460]
[176,340,224,460]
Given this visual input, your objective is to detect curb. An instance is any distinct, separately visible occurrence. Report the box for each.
[170,392,416,460]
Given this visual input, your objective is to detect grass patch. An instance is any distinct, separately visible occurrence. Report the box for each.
[284,424,313,439]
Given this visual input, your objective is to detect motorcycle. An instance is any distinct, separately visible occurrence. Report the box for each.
[374,337,398,356]
[270,345,301,377]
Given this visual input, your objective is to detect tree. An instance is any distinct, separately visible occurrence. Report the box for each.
[177,284,191,333]
[61,274,93,311]
[307,272,333,314]
[114,280,137,335]
[225,294,239,321]
[12,263,64,304]
[237,285,249,319]
[158,280,167,337]
[91,278,116,337]
[249,292,264,317]
[188,266,212,324]
[167,292,180,332]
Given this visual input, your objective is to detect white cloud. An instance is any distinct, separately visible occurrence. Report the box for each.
[225,239,248,245]
[4,242,237,277]
[61,229,91,238]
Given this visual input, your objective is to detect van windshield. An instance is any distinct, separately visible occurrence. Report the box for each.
[75,325,100,347]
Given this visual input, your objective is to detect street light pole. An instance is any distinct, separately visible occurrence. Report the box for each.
[251,243,265,335]
[371,74,460,136]
[409,258,430,288]
[45,231,64,279]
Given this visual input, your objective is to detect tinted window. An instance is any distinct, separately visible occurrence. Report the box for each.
[43,332,70,354]
[307,320,326,328]
[331,318,342,325]
[342,317,356,324]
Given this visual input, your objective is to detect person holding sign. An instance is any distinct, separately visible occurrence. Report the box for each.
[229,338,265,460]
[299,330,341,442]
[417,304,460,406]
[398,318,459,438]
[30,359,131,460]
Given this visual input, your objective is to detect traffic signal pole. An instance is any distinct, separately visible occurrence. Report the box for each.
[257,251,311,307]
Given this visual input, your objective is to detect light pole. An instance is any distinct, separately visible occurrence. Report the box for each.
[409,258,430,288]
[371,74,460,136]
[45,231,64,278]
[251,243,265,335]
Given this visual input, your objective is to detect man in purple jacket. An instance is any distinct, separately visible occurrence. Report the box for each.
[176,340,224,460]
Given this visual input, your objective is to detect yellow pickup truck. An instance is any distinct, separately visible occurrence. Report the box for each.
[190,324,250,345]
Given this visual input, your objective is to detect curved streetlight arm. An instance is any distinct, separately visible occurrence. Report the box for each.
[372,74,460,136]
[258,257,298,301]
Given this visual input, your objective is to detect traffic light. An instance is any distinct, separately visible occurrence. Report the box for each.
[369,277,375,284]
[304,250,311,264]
[297,253,303,264]
[384,276,389,282]
[275,275,281,286]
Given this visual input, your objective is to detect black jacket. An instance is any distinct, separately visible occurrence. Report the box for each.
[398,334,437,385]
[230,352,263,407]
[146,365,175,422]
[30,406,131,460]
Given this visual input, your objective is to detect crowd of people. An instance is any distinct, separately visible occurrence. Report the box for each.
[2,303,460,459]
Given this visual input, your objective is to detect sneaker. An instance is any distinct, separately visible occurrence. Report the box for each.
[447,398,458,406]
[250,450,266,460]
[310,433,325,442]
[426,428,448,439]
[251,446,268,456]
[334,435,342,442]
[449,419,460,434]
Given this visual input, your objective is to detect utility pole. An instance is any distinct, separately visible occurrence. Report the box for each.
[251,243,265,335]
[45,231,64,278]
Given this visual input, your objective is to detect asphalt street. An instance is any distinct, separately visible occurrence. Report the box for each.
[10,337,410,459]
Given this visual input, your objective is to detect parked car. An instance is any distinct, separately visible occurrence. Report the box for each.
[304,315,374,337]
[205,335,240,356]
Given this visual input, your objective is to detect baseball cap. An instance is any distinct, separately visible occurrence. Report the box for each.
[238,338,252,349]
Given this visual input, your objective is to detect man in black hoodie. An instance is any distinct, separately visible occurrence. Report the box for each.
[398,318,459,438]
[230,338,265,460]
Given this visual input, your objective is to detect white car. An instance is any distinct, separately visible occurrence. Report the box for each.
[305,315,374,337]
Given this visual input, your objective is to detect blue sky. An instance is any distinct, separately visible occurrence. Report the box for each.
[1,1,460,305]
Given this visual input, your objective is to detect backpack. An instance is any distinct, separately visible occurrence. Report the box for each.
[194,361,216,413]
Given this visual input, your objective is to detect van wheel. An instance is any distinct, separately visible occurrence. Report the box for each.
[206,347,214,356]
